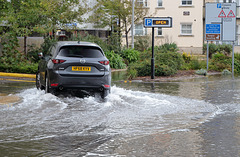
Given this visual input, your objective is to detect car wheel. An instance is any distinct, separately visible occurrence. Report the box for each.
[101,89,110,99]
[45,75,50,94]
[36,71,40,90]
[36,71,44,90]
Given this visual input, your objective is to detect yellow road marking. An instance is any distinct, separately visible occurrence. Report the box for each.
[0,78,35,83]
[0,72,36,78]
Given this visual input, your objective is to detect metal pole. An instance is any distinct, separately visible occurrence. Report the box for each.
[232,41,235,79]
[207,41,209,71]
[131,0,134,49]
[151,27,155,79]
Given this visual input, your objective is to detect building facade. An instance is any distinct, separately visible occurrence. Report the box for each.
[130,0,240,54]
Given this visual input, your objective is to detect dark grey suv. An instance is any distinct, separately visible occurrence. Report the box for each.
[36,41,111,98]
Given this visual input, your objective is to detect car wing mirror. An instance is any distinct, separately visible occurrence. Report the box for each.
[38,52,44,59]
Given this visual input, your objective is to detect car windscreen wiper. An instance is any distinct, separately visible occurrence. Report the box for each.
[67,55,84,58]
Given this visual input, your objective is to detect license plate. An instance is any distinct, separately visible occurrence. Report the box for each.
[72,66,91,71]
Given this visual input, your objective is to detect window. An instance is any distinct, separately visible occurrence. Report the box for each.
[135,24,147,36]
[157,28,162,36]
[158,0,163,7]
[137,0,148,7]
[59,46,103,58]
[181,23,192,35]
[217,0,234,2]
[182,0,192,5]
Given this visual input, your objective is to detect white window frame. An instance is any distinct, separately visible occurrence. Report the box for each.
[217,0,233,2]
[157,28,163,36]
[158,0,163,7]
[134,23,147,36]
[181,0,192,6]
[181,23,192,35]
[137,0,148,7]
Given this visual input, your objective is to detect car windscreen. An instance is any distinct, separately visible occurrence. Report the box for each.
[58,46,104,58]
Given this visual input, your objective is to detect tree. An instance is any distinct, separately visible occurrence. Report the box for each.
[0,0,86,55]
[89,0,148,48]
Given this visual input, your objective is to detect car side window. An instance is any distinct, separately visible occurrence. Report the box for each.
[50,45,56,57]
[45,44,56,57]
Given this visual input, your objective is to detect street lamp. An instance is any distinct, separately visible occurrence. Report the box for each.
[131,0,134,49]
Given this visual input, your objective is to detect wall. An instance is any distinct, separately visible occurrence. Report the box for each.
[124,0,205,54]
[17,37,44,52]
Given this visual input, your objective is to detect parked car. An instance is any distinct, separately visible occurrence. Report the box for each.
[36,41,111,98]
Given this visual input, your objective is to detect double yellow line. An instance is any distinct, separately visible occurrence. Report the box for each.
[0,72,36,83]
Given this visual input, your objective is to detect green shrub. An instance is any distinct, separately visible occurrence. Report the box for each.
[105,50,126,69]
[127,61,151,77]
[155,64,176,76]
[156,43,179,53]
[27,44,41,63]
[128,47,183,78]
[0,63,38,74]
[195,69,207,75]
[203,43,232,58]
[156,51,184,70]
[218,44,232,56]
[209,53,231,71]
[139,49,152,61]
[182,52,191,63]
[134,36,151,52]
[127,68,138,80]
[233,59,240,74]
[121,48,140,64]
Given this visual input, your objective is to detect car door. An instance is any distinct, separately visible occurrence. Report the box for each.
[39,45,55,85]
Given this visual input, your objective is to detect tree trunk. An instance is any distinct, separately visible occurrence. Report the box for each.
[125,32,129,48]
[125,22,129,48]
[24,35,27,55]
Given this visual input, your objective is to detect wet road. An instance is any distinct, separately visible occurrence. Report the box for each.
[0,72,240,156]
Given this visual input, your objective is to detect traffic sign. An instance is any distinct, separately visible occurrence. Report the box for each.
[218,10,226,18]
[205,3,236,41]
[144,17,172,28]
[227,10,235,18]
[206,34,221,41]
[206,24,221,34]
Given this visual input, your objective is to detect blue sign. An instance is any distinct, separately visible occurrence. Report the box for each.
[145,19,152,27]
[206,24,221,34]
[144,17,172,28]
[217,3,222,8]
[66,23,77,27]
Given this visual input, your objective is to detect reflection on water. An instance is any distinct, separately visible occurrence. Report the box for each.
[0,81,35,94]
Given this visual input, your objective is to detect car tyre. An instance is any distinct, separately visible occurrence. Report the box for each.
[45,75,50,94]
[101,89,110,99]
[36,71,44,90]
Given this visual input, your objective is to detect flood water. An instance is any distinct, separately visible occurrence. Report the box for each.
[0,72,240,156]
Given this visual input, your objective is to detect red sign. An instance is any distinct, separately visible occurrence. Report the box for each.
[227,10,235,18]
[218,10,226,18]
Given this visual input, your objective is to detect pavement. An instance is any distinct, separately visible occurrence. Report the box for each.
[0,72,36,105]
[0,72,36,83]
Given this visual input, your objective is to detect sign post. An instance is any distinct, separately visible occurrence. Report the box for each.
[205,3,236,77]
[144,17,172,79]
[151,27,155,79]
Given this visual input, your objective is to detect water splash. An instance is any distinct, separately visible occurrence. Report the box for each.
[0,86,220,143]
